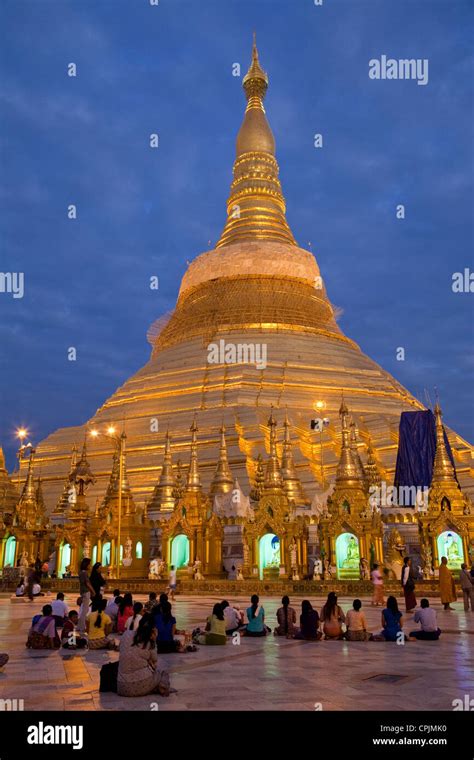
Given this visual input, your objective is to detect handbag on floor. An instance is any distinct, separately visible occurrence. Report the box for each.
[99,660,119,692]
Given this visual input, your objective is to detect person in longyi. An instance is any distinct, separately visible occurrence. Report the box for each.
[438,556,456,610]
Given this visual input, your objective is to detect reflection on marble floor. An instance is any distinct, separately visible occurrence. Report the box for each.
[0,593,472,712]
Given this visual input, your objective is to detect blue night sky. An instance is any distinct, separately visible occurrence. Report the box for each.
[0,0,473,469]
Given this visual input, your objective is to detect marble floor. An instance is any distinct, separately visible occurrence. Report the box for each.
[0,592,472,712]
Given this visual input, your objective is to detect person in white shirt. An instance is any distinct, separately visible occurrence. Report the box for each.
[124,602,143,631]
[51,592,69,628]
[168,565,177,601]
[221,600,243,634]
[409,598,441,640]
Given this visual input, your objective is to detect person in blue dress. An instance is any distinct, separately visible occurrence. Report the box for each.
[378,595,405,641]
[243,594,269,636]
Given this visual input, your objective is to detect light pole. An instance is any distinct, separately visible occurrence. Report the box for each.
[16,428,32,491]
[312,401,330,486]
[89,425,126,580]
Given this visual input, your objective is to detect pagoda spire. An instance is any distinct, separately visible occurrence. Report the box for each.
[250,453,265,502]
[336,400,363,485]
[148,429,176,512]
[216,35,296,248]
[16,449,38,527]
[71,437,95,496]
[264,408,283,491]
[280,412,308,505]
[186,415,202,493]
[53,444,78,518]
[102,435,134,515]
[19,448,36,504]
[364,443,382,488]
[210,424,234,496]
[431,403,457,484]
[350,418,367,485]
[173,459,185,500]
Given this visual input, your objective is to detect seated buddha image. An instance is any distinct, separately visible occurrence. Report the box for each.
[342,535,360,569]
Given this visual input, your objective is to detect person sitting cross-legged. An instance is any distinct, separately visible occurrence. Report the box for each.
[195,603,227,645]
[26,604,60,649]
[409,598,441,640]
[124,602,144,632]
[117,614,170,698]
[51,592,69,628]
[154,600,186,652]
[320,592,345,640]
[117,593,134,634]
[221,600,244,635]
[86,598,117,649]
[373,596,405,642]
[242,595,269,637]
[345,599,371,641]
[294,600,321,640]
[274,595,297,637]
[144,592,159,614]
[61,610,88,649]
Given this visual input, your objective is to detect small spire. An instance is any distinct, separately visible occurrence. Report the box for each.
[173,459,185,500]
[148,429,176,512]
[71,436,95,496]
[264,408,283,491]
[250,453,265,501]
[350,418,367,484]
[186,414,202,492]
[431,403,457,484]
[364,443,382,488]
[53,445,78,517]
[101,436,134,515]
[280,414,308,505]
[335,405,362,484]
[210,424,234,496]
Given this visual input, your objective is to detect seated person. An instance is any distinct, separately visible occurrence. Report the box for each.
[117,593,134,634]
[274,595,297,637]
[105,590,120,623]
[31,582,44,597]
[124,602,144,631]
[196,603,227,645]
[320,592,346,640]
[86,598,117,649]
[15,580,25,597]
[26,604,60,649]
[345,599,370,641]
[243,595,268,637]
[61,610,88,649]
[221,600,244,635]
[154,600,184,652]
[375,596,404,642]
[144,592,159,613]
[409,598,441,640]
[51,592,69,628]
[294,600,321,640]
[117,615,170,698]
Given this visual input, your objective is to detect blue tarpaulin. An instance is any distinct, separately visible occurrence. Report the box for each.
[394,410,457,503]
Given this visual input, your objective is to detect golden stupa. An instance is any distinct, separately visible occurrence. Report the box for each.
[4,40,473,578]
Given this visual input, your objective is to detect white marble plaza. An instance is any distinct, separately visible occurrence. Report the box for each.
[0,592,473,712]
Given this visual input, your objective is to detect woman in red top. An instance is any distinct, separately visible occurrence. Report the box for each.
[117,593,133,634]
